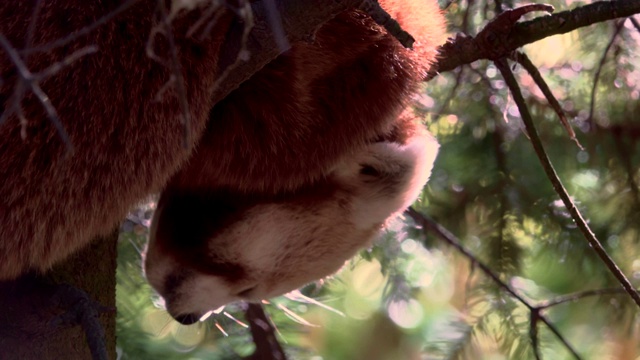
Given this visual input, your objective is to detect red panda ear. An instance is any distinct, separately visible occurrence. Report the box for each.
[379,0,448,73]
[380,109,429,145]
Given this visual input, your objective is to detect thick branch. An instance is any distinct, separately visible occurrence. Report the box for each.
[244,303,287,360]
[513,1,639,44]
[432,1,640,77]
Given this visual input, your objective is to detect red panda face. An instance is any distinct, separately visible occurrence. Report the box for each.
[144,130,438,325]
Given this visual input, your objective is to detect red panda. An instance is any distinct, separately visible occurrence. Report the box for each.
[0,0,445,322]
[144,1,446,324]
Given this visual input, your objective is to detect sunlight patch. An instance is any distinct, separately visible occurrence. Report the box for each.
[388,299,424,329]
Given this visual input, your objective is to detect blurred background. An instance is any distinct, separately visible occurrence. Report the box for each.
[116,0,640,358]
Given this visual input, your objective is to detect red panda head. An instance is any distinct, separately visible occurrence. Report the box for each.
[145,129,438,324]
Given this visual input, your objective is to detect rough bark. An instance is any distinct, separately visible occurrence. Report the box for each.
[0,231,118,360]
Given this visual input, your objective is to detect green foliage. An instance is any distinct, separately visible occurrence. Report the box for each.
[117,0,640,359]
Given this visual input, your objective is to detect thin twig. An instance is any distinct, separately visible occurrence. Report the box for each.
[0,42,97,140]
[492,126,511,275]
[611,130,640,213]
[25,0,44,49]
[538,288,628,310]
[405,208,582,359]
[461,0,473,33]
[0,34,73,152]
[588,20,626,126]
[433,67,465,120]
[358,0,415,48]
[12,0,42,138]
[513,52,583,150]
[155,0,192,148]
[407,209,529,305]
[35,46,99,80]
[209,0,254,93]
[186,2,224,39]
[262,0,290,52]
[631,16,640,33]
[494,58,640,309]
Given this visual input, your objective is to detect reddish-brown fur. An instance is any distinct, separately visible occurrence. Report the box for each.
[169,1,445,194]
[147,0,446,322]
[0,0,446,280]
[0,1,234,279]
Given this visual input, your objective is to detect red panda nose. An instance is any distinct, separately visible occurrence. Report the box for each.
[173,313,200,325]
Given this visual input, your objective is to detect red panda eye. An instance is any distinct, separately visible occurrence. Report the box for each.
[236,285,258,299]
[360,165,380,177]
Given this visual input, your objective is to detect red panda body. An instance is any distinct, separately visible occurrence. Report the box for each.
[0,0,446,310]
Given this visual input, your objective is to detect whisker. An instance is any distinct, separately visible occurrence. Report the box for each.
[276,303,318,328]
[285,290,345,317]
[214,321,228,337]
[222,311,248,328]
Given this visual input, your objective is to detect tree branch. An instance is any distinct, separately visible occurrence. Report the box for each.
[494,58,640,309]
[244,303,287,360]
[358,0,416,48]
[431,1,640,78]
[513,51,582,149]
[153,0,193,147]
[0,33,89,152]
[406,207,582,359]
[538,288,628,310]
[588,19,625,125]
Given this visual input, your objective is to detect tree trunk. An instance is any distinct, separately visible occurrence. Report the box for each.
[0,230,118,360]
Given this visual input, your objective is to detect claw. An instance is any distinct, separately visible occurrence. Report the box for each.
[477,3,555,59]
[495,4,555,27]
